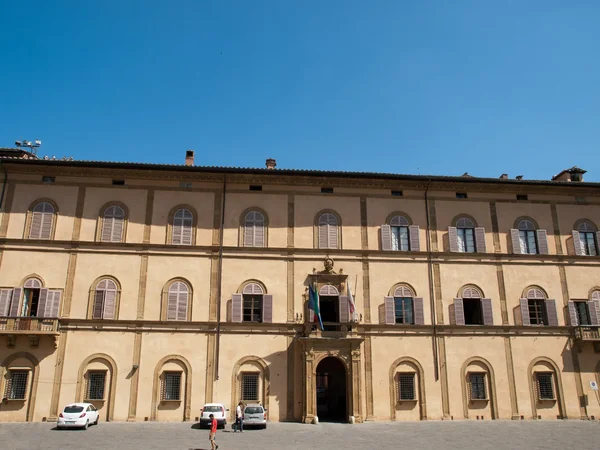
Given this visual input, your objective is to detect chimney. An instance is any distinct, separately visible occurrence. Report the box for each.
[552,166,586,182]
[185,150,194,166]
[499,174,508,179]
[516,175,523,180]
[265,158,276,170]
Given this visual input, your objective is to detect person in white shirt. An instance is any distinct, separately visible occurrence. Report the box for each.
[235,402,244,432]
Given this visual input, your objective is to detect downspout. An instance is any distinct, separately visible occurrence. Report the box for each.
[425,181,440,381]
[214,175,227,381]
[0,161,8,210]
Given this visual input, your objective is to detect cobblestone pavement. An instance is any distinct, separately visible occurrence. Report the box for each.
[1,420,599,450]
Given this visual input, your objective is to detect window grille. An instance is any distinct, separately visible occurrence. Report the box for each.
[161,372,182,401]
[5,370,28,400]
[469,373,487,400]
[397,373,416,401]
[86,371,106,400]
[241,373,259,401]
[536,372,555,400]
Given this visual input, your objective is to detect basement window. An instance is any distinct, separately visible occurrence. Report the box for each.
[391,190,403,197]
[112,180,125,186]
[41,176,55,184]
[516,194,528,201]
[249,185,263,191]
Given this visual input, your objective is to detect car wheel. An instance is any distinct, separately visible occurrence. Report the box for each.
[83,421,89,430]
[94,417,99,426]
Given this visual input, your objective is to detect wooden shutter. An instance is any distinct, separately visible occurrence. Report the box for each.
[328,221,338,249]
[0,289,12,317]
[181,218,193,245]
[481,298,493,325]
[254,219,265,247]
[588,300,600,326]
[339,296,349,323]
[176,290,188,321]
[474,227,486,253]
[448,227,459,252]
[453,298,465,325]
[111,216,124,242]
[409,225,420,251]
[567,301,579,326]
[232,293,243,323]
[9,288,22,316]
[413,297,424,325]
[519,298,530,326]
[103,290,116,320]
[47,291,62,317]
[172,217,183,244]
[92,290,104,319]
[536,230,549,254]
[30,210,43,238]
[510,229,521,254]
[41,207,53,239]
[262,294,273,323]
[166,285,178,321]
[102,206,125,243]
[381,225,392,251]
[30,202,54,239]
[384,296,395,325]
[545,299,558,326]
[36,289,49,317]
[571,231,582,255]
[318,222,328,248]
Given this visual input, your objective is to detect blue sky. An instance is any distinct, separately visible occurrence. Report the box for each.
[1,1,599,180]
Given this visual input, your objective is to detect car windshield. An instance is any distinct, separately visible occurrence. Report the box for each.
[245,407,263,414]
[203,406,223,412]
[64,406,84,413]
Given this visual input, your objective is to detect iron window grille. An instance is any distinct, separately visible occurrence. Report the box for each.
[161,372,182,401]
[536,372,555,400]
[241,373,259,402]
[397,373,416,401]
[243,295,263,323]
[86,371,106,401]
[5,370,29,400]
[528,299,548,326]
[469,373,487,400]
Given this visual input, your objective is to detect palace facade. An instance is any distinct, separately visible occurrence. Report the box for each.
[1,149,600,424]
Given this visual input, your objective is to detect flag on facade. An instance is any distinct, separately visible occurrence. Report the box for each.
[308,284,324,330]
[347,278,358,322]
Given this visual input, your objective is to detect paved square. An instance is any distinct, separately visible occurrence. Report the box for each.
[1,420,599,450]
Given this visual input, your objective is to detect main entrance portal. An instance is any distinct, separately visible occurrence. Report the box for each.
[316,357,347,422]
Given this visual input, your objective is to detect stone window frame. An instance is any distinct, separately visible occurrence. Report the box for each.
[94,201,129,243]
[166,204,198,245]
[160,278,193,322]
[314,209,342,250]
[239,207,269,248]
[87,276,122,320]
[388,357,426,420]
[23,198,59,240]
[76,354,118,421]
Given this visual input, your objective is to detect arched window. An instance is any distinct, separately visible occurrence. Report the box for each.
[243,211,266,247]
[166,281,190,321]
[453,286,493,326]
[519,287,558,326]
[456,217,475,253]
[518,219,538,254]
[317,212,339,249]
[172,208,194,245]
[100,205,125,243]
[92,279,119,320]
[384,285,424,325]
[231,282,272,323]
[29,201,55,240]
[575,221,598,256]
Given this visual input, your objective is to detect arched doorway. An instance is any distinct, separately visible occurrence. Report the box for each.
[316,357,347,422]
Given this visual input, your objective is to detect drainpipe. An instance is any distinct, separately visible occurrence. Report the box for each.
[0,161,8,210]
[424,181,440,381]
[214,175,227,381]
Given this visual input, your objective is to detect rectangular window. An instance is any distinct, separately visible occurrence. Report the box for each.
[528,299,548,325]
[456,193,468,199]
[86,371,106,401]
[161,372,182,401]
[243,295,263,323]
[394,297,414,324]
[516,194,528,201]
[391,226,410,251]
[249,185,263,191]
[112,179,125,186]
[580,232,598,256]
[469,373,487,400]
[391,190,403,197]
[463,298,483,325]
[5,370,28,400]
[321,187,334,194]
[179,182,192,189]
[536,372,555,400]
[457,228,475,252]
[397,373,416,401]
[241,373,259,401]
[519,230,538,254]
[575,301,590,326]
[42,176,56,184]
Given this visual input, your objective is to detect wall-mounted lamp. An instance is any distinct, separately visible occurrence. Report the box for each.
[132,364,139,370]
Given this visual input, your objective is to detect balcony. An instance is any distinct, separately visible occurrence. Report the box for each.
[574,326,600,342]
[304,322,359,339]
[0,317,60,348]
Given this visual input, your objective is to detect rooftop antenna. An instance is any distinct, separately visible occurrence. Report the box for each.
[15,139,41,155]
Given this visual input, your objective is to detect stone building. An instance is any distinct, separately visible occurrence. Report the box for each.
[0,149,599,423]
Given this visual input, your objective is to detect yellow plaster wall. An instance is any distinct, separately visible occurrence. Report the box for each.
[0,251,69,290]
[557,204,600,255]
[564,266,600,299]
[495,203,555,254]
[434,200,494,253]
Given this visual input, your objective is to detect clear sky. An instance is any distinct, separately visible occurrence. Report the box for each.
[1,1,599,180]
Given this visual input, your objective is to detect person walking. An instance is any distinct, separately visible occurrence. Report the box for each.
[209,413,219,450]
[235,401,244,432]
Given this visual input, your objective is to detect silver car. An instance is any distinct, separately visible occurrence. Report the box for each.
[243,403,267,429]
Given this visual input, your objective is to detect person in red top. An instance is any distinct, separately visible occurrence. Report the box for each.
[208,413,219,450]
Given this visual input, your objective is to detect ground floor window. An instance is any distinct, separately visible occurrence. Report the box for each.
[86,371,106,401]
[4,370,29,400]
[469,373,487,400]
[397,373,416,401]
[161,372,182,401]
[536,372,555,400]
[241,372,259,402]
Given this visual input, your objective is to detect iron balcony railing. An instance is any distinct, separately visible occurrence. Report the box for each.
[0,317,59,333]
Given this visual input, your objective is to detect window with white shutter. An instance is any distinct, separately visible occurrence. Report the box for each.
[172,208,194,245]
[92,279,119,319]
[29,201,55,240]
[517,219,538,254]
[317,212,339,249]
[455,217,475,253]
[100,205,126,243]
[166,281,189,321]
[244,211,266,247]
[576,221,598,256]
[389,215,410,251]
[0,289,13,317]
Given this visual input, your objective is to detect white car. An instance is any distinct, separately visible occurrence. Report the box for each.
[199,403,228,428]
[57,403,99,430]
